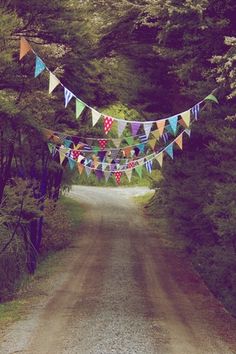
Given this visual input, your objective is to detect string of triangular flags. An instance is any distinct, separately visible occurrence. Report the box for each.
[19,37,219,141]
[19,37,219,184]
[51,129,189,184]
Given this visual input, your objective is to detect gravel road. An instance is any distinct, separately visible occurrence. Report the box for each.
[0,186,236,354]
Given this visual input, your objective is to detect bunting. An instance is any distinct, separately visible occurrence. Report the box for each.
[64,88,73,108]
[76,100,86,119]
[49,72,60,94]
[19,37,31,60]
[34,56,46,78]
[104,116,113,135]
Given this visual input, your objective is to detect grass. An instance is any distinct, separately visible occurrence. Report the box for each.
[0,196,84,329]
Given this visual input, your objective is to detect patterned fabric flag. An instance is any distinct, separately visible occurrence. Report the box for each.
[156,152,163,167]
[162,132,169,143]
[143,122,153,139]
[104,116,113,135]
[185,129,191,137]
[123,147,132,157]
[49,72,60,94]
[64,87,74,107]
[156,120,165,136]
[168,115,178,135]
[125,169,132,182]
[139,134,148,144]
[117,120,127,137]
[131,122,141,136]
[111,149,119,160]
[76,99,86,119]
[191,103,200,120]
[128,161,135,169]
[165,143,174,159]
[34,56,46,78]
[114,171,122,184]
[98,139,107,150]
[72,150,80,160]
[145,160,153,174]
[19,37,31,60]
[175,134,183,150]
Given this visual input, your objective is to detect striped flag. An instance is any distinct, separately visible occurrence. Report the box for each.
[64,87,74,107]
[145,160,153,174]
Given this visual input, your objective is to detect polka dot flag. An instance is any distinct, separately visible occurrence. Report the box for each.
[104,116,113,135]
[98,139,107,150]
[128,161,135,169]
[114,171,122,184]
[72,150,80,160]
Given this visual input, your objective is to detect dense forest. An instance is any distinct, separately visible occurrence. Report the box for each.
[0,1,236,315]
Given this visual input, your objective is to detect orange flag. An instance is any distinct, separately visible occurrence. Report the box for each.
[77,163,84,175]
[19,37,31,60]
[156,120,165,137]
[175,134,183,150]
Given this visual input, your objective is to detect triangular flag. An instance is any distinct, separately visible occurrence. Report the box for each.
[104,171,111,182]
[117,120,127,137]
[165,143,174,159]
[185,129,191,137]
[49,72,60,94]
[98,139,107,150]
[68,158,76,170]
[156,120,165,137]
[76,99,86,119]
[59,148,67,164]
[47,143,54,154]
[191,103,200,120]
[77,163,84,175]
[104,116,113,135]
[114,171,122,184]
[123,147,132,157]
[145,160,153,174]
[148,139,156,150]
[112,138,121,148]
[137,143,145,153]
[34,56,46,78]
[95,170,104,181]
[135,165,143,178]
[131,122,141,136]
[125,169,132,182]
[175,134,183,150]
[156,152,163,167]
[85,166,92,176]
[64,87,74,108]
[168,115,178,135]
[143,122,153,139]
[102,162,108,172]
[125,136,134,145]
[181,110,191,128]
[19,37,31,60]
[91,109,101,126]
[152,129,160,140]
[204,94,219,104]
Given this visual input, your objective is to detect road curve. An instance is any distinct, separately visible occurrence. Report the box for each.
[0,186,236,354]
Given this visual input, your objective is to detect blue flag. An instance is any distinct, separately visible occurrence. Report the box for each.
[34,56,46,78]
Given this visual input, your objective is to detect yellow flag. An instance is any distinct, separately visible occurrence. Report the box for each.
[59,148,67,164]
[156,152,163,167]
[181,110,190,127]
[148,139,156,150]
[77,163,84,175]
[152,129,160,140]
[19,37,31,60]
[175,134,183,150]
[156,120,165,136]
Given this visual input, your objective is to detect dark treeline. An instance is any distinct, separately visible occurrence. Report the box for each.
[0,0,236,313]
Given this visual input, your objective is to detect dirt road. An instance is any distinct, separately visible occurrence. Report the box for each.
[1,186,236,354]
